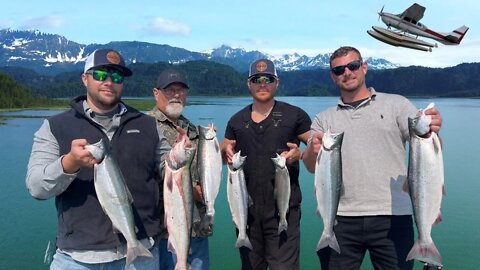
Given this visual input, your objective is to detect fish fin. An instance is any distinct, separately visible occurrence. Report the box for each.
[316,232,340,254]
[442,185,446,196]
[248,195,254,207]
[277,219,288,234]
[167,238,177,254]
[406,240,442,267]
[125,185,134,204]
[236,235,253,250]
[316,209,322,217]
[402,180,410,193]
[166,173,174,192]
[433,212,443,226]
[112,226,121,234]
[125,241,153,267]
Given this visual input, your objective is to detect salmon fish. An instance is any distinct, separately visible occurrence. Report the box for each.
[164,133,196,270]
[314,129,344,253]
[198,125,223,226]
[86,139,153,266]
[227,151,253,249]
[271,153,291,234]
[406,103,444,267]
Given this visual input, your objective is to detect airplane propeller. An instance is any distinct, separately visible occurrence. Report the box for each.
[378,5,384,21]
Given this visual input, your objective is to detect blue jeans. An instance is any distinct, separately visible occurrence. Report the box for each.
[49,244,159,270]
[159,237,209,270]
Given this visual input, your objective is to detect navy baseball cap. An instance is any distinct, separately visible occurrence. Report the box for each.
[157,69,189,89]
[248,59,278,78]
[84,49,132,77]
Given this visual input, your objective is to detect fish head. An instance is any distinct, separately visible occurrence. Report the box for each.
[85,139,106,160]
[231,150,246,170]
[271,153,286,169]
[199,125,216,140]
[168,133,195,169]
[322,129,344,150]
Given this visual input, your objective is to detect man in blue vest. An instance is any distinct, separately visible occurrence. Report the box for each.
[221,59,311,270]
[26,48,170,269]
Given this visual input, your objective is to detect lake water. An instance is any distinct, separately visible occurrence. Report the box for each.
[1,96,479,269]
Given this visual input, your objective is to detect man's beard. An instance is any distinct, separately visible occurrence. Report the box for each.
[165,102,184,119]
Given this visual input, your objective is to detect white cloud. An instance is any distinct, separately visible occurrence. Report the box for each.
[146,17,190,36]
[20,15,63,30]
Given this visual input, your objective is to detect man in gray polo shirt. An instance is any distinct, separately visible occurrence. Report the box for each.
[302,46,443,270]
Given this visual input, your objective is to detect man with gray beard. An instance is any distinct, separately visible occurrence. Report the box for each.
[148,69,212,270]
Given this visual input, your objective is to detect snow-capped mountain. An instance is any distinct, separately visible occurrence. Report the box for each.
[0,29,398,75]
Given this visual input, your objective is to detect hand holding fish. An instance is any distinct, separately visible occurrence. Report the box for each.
[310,132,324,155]
[424,107,442,134]
[221,139,237,164]
[301,132,324,173]
[175,126,192,148]
[61,139,99,173]
[281,142,301,165]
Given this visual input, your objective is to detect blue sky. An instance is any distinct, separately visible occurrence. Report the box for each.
[1,0,478,67]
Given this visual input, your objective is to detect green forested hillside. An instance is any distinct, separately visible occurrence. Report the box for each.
[0,72,66,109]
[1,61,479,101]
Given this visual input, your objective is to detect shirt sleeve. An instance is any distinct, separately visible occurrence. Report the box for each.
[155,124,172,179]
[296,108,312,136]
[308,111,328,145]
[397,97,418,142]
[25,120,77,200]
[224,119,236,140]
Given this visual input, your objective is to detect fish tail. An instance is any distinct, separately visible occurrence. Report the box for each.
[235,235,253,250]
[174,261,190,270]
[406,240,442,267]
[316,231,341,254]
[126,241,153,266]
[277,218,288,235]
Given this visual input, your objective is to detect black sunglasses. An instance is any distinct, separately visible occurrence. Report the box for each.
[85,69,124,84]
[331,60,362,76]
[250,76,276,84]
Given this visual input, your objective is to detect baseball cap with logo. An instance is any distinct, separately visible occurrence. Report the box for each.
[248,59,278,78]
[83,49,132,77]
[157,69,190,89]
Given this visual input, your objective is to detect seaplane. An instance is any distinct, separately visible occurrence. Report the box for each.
[367,3,469,52]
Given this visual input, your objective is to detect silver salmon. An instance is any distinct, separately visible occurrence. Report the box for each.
[406,103,444,267]
[271,153,291,234]
[164,133,196,270]
[86,139,153,267]
[198,125,223,226]
[227,151,253,249]
[314,129,344,253]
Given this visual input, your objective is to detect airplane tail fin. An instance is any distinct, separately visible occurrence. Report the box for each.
[441,25,469,45]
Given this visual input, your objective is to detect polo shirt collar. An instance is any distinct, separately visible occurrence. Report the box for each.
[337,87,377,108]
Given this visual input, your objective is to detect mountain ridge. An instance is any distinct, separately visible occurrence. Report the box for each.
[0,28,398,75]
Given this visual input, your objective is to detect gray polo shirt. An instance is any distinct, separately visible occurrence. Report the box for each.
[311,88,417,216]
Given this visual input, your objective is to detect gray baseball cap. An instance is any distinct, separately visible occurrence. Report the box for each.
[157,69,190,89]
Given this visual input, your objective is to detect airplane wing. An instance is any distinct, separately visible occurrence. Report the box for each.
[398,3,425,24]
